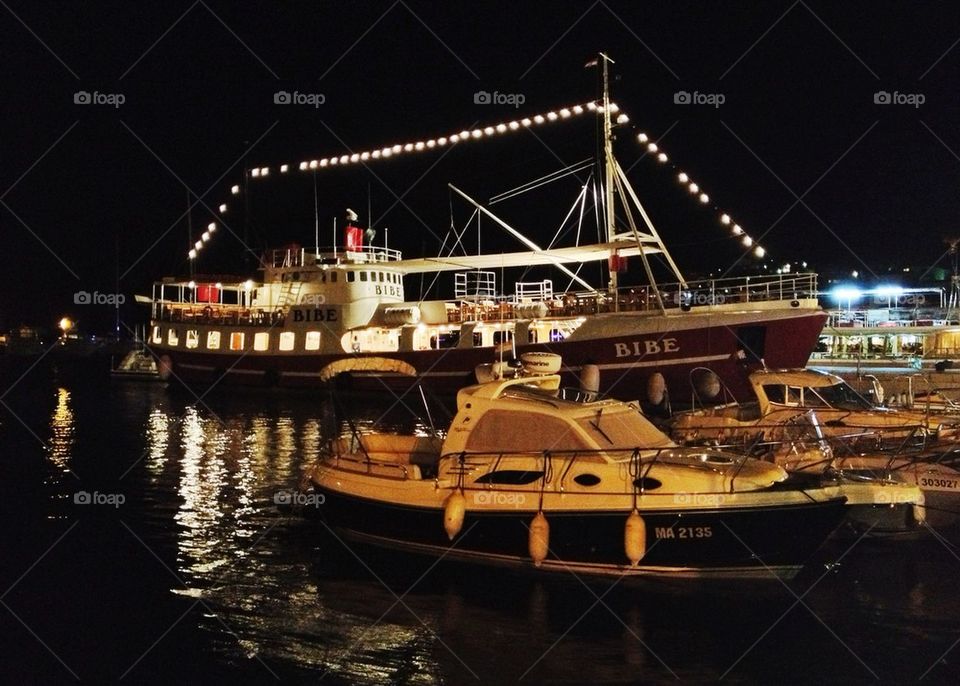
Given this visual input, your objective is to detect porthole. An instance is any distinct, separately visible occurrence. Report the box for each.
[475,470,544,486]
[573,473,601,487]
[632,477,662,490]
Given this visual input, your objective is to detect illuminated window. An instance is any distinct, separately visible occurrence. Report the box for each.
[207,330,221,349]
[279,331,295,351]
[254,332,270,351]
[186,330,199,349]
[167,328,179,346]
[152,326,162,344]
[305,331,321,350]
[230,332,245,351]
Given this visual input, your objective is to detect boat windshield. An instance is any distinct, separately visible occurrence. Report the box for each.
[763,382,873,411]
[575,409,674,449]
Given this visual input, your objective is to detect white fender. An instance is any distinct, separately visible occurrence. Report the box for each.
[528,511,550,566]
[694,369,721,400]
[624,510,647,566]
[443,492,466,540]
[580,364,600,395]
[646,373,666,406]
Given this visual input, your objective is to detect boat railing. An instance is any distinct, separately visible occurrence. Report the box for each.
[152,302,286,327]
[695,421,940,475]
[824,307,959,329]
[446,272,819,322]
[435,446,752,490]
[268,245,402,268]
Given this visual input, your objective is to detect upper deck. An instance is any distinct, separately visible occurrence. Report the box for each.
[266,245,402,270]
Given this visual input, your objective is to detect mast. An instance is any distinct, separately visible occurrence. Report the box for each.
[595,51,684,313]
[313,170,320,257]
[600,52,617,300]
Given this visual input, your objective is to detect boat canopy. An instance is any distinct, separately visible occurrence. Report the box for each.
[749,369,845,388]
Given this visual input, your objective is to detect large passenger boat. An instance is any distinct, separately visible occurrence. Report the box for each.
[142,60,826,401]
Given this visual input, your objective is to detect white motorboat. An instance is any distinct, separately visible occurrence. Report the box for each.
[300,354,870,579]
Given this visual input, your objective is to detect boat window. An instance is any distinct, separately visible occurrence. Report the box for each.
[254,332,270,351]
[320,272,326,283]
[347,271,355,282]
[472,332,483,347]
[475,470,545,486]
[305,331,321,350]
[167,328,179,346]
[632,477,663,491]
[207,331,221,349]
[573,473,601,487]
[437,331,460,349]
[151,326,162,344]
[331,272,338,283]
[549,328,565,342]
[807,382,873,410]
[763,385,786,404]
[185,330,199,349]
[575,411,673,448]
[360,271,368,282]
[279,331,295,351]
[493,330,512,345]
[229,332,244,351]
[466,410,589,451]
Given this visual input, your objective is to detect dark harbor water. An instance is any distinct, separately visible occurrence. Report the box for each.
[1,358,959,684]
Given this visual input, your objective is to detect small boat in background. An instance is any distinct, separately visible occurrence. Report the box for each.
[301,354,854,580]
[111,349,161,381]
[671,367,960,445]
[111,328,161,381]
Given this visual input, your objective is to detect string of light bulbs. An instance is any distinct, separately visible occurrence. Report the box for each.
[189,100,625,259]
[633,132,766,259]
[191,99,763,262]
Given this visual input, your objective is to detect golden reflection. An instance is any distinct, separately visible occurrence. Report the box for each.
[175,406,228,576]
[146,408,171,475]
[46,387,74,478]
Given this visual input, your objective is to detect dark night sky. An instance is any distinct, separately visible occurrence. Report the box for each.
[3,1,960,333]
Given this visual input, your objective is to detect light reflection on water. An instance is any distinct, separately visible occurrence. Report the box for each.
[21,379,960,683]
[46,387,74,480]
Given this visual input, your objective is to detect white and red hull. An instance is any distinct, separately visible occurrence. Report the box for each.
[150,306,826,401]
